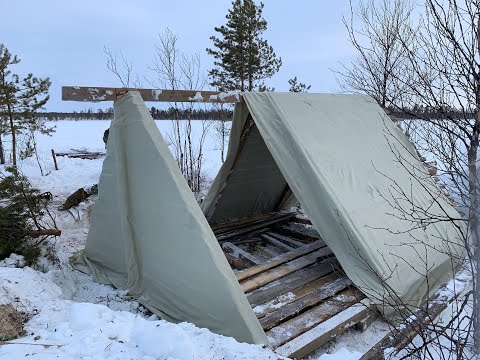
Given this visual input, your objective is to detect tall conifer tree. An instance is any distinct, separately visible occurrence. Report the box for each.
[207,0,281,92]
[0,44,51,166]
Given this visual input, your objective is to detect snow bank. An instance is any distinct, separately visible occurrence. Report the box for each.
[0,267,280,360]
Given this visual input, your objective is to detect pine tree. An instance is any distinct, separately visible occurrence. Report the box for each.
[207,0,282,92]
[288,76,311,93]
[0,44,51,166]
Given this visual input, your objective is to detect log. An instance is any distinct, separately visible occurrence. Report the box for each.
[51,149,58,170]
[62,86,240,103]
[2,229,62,238]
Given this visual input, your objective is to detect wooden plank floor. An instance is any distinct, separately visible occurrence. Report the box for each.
[215,215,372,359]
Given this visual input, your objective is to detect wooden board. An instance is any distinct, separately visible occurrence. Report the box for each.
[267,288,365,348]
[275,299,372,359]
[240,247,334,293]
[261,234,295,251]
[235,240,325,282]
[260,277,353,331]
[265,232,305,247]
[62,86,240,103]
[222,242,262,265]
[253,272,341,319]
[216,213,295,241]
[247,259,341,307]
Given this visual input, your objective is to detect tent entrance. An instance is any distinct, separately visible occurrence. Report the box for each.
[212,211,374,359]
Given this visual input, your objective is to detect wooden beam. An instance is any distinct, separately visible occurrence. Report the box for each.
[222,242,262,265]
[264,232,305,248]
[62,86,240,103]
[261,234,295,251]
[236,240,325,282]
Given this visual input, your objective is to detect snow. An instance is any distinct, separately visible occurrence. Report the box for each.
[151,89,162,100]
[0,267,280,360]
[188,91,204,101]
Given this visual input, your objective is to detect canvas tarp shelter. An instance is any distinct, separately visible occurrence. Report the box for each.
[201,92,465,313]
[70,91,268,345]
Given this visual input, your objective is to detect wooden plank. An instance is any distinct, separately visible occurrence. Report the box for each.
[253,272,341,319]
[254,244,280,258]
[222,242,262,265]
[241,247,334,293]
[260,277,353,331]
[235,240,325,282]
[247,259,341,307]
[261,234,295,251]
[355,310,379,332]
[211,213,274,233]
[265,232,305,248]
[275,299,372,359]
[275,185,293,211]
[217,213,295,241]
[268,288,366,349]
[277,223,322,241]
[62,86,240,103]
[292,216,312,225]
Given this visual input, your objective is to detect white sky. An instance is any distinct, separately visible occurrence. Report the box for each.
[1,0,356,111]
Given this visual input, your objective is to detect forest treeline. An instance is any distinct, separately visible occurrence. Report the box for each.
[36,106,234,121]
[35,105,474,121]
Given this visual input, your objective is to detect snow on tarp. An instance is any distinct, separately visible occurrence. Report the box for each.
[70,91,267,345]
[202,92,465,315]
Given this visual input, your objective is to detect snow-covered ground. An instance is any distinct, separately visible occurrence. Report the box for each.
[0,120,474,359]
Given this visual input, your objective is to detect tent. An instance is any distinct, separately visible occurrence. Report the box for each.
[202,92,465,313]
[70,91,268,345]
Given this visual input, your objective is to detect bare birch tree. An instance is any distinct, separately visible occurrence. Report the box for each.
[149,28,210,194]
[334,0,416,108]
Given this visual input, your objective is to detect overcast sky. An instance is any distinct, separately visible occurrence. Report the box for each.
[1,1,356,111]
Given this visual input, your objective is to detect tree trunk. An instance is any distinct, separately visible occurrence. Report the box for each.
[469,102,480,353]
[0,129,5,164]
[7,102,16,167]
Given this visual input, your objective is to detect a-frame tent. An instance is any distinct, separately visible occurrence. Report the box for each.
[70,91,268,345]
[201,92,465,313]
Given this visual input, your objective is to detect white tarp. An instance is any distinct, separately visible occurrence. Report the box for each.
[70,91,268,345]
[202,92,465,313]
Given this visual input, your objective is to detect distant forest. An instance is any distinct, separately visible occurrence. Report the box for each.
[38,106,233,121]
[36,105,474,121]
